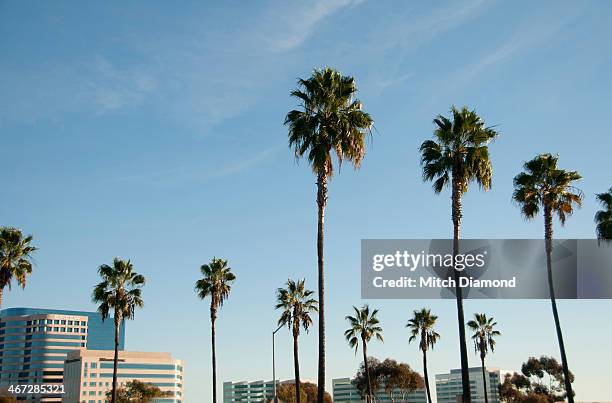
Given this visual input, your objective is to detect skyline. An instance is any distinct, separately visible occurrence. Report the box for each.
[2,1,612,402]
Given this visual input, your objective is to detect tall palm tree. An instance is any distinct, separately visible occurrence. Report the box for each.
[513,153,582,403]
[467,313,501,403]
[92,258,145,403]
[285,67,373,403]
[407,308,440,403]
[419,106,498,402]
[195,257,236,403]
[275,279,318,403]
[0,227,37,308]
[595,187,612,242]
[344,305,383,403]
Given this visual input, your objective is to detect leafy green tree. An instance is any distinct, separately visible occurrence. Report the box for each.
[354,358,423,402]
[499,356,574,402]
[105,380,173,402]
[285,67,373,403]
[276,383,309,403]
[195,257,236,403]
[407,308,439,403]
[0,227,37,307]
[595,187,612,242]
[345,305,383,402]
[272,382,331,403]
[467,313,501,403]
[354,357,381,399]
[513,154,582,403]
[92,258,145,403]
[376,358,424,402]
[276,279,318,403]
[419,106,498,402]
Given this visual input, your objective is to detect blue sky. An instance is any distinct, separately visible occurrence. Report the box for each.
[1,0,611,401]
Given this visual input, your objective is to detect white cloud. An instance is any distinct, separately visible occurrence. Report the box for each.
[264,0,364,52]
[114,143,284,186]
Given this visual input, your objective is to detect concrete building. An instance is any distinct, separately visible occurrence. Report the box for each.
[435,367,507,403]
[332,377,428,403]
[63,349,183,403]
[223,379,305,402]
[0,307,124,403]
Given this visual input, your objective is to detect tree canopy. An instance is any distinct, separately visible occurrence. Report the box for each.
[499,356,574,402]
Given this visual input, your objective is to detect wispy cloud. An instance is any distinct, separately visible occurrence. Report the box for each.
[263,0,364,52]
[444,7,582,91]
[114,143,284,186]
[88,56,158,114]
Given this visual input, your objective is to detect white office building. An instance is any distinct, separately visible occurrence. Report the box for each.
[435,367,510,403]
[63,349,184,403]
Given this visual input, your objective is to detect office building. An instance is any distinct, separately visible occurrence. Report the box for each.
[0,307,124,403]
[223,379,305,403]
[332,377,427,403]
[63,349,183,403]
[435,367,508,403]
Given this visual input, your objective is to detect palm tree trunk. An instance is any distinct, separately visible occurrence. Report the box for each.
[362,338,372,403]
[111,312,119,403]
[293,330,301,403]
[452,174,471,403]
[0,287,3,309]
[211,305,218,403]
[480,354,488,403]
[544,205,574,403]
[316,171,327,403]
[422,351,433,403]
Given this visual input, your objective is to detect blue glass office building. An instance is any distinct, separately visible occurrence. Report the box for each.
[0,308,125,402]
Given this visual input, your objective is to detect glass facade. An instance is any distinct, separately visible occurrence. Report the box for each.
[0,308,125,403]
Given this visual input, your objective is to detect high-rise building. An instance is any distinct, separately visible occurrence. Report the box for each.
[0,307,124,403]
[435,367,508,403]
[63,349,184,403]
[332,377,428,403]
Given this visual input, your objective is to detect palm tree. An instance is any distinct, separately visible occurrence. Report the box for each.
[419,106,498,402]
[0,227,37,308]
[344,305,383,403]
[92,258,145,403]
[195,257,236,403]
[407,308,440,403]
[595,187,612,242]
[285,67,373,403]
[467,313,501,403]
[275,279,318,403]
[513,153,582,403]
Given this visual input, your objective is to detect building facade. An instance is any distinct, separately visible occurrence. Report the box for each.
[435,367,505,403]
[332,377,428,403]
[223,380,278,402]
[63,349,183,403]
[0,307,124,403]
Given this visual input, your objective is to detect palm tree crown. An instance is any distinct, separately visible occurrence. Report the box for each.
[513,154,583,224]
[595,187,612,241]
[420,106,498,194]
[195,257,236,311]
[0,227,37,305]
[467,313,500,358]
[285,67,374,177]
[92,258,145,322]
[407,308,440,353]
[276,278,318,335]
[344,305,384,352]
